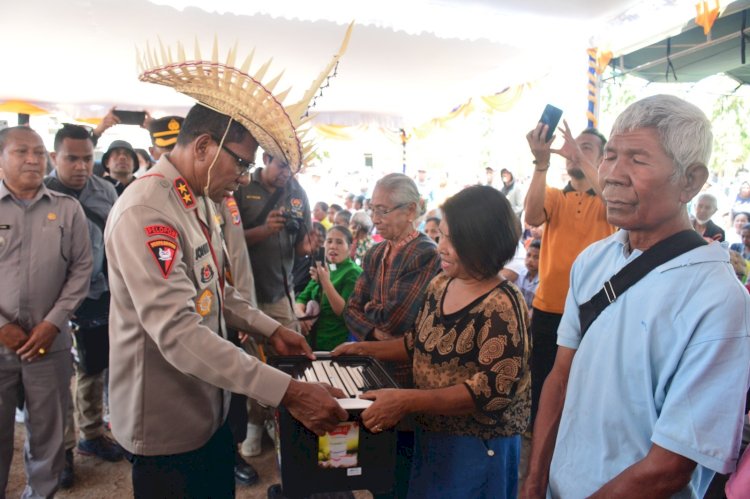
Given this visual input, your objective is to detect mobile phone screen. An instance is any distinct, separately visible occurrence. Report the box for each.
[315,247,325,264]
[539,104,563,142]
[113,110,146,126]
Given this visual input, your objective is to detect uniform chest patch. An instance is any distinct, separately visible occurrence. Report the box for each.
[147,239,178,278]
[200,262,215,284]
[144,224,178,240]
[196,289,213,317]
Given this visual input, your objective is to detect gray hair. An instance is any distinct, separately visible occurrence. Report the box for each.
[374,173,425,216]
[697,192,718,210]
[610,94,712,175]
[350,210,373,232]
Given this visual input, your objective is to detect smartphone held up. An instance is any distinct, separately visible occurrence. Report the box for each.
[539,104,563,142]
[113,109,147,126]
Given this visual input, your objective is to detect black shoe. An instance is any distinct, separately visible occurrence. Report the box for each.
[77,435,124,462]
[234,458,259,486]
[59,449,74,489]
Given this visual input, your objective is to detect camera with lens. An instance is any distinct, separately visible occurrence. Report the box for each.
[281,212,303,233]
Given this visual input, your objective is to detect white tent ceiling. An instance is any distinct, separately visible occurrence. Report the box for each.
[0,0,704,127]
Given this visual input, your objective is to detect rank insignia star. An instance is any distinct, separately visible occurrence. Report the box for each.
[174,178,196,209]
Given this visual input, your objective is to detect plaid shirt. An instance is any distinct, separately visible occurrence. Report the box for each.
[344,233,440,384]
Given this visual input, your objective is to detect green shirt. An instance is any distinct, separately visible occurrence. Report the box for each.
[296,258,362,351]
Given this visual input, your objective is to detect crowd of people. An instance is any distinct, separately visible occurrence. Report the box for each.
[1,36,750,499]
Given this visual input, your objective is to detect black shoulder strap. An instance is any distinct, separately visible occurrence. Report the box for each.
[251,186,285,228]
[578,230,707,337]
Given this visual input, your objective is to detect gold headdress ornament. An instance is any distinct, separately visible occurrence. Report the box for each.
[137,22,353,173]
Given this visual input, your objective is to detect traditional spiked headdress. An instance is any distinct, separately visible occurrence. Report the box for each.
[137,23,353,173]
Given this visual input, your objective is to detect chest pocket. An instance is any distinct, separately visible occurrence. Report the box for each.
[42,219,71,264]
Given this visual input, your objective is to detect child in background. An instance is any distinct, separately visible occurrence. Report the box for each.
[515,239,540,311]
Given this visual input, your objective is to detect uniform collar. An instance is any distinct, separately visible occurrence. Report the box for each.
[0,180,51,203]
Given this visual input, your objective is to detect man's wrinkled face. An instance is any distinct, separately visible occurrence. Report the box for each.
[52,138,94,190]
[107,148,134,176]
[0,129,46,194]
[599,127,683,232]
[694,196,717,224]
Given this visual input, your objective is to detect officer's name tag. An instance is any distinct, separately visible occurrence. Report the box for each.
[0,225,10,230]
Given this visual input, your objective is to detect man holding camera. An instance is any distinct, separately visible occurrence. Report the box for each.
[234,151,315,456]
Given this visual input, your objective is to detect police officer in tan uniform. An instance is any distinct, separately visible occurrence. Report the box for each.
[0,126,93,498]
[149,112,265,486]
[106,104,348,496]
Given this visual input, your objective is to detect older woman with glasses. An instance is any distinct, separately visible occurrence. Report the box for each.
[343,172,440,498]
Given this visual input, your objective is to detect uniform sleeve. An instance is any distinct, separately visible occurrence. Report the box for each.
[652,296,750,474]
[107,205,290,408]
[223,284,281,337]
[44,202,92,330]
[221,199,258,307]
[358,246,439,337]
[463,287,529,415]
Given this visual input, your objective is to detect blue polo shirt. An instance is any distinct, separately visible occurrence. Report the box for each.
[550,230,750,498]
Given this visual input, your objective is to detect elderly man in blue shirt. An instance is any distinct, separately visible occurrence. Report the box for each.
[521,95,750,498]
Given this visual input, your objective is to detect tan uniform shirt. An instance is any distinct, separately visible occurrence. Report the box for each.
[0,181,92,354]
[105,157,291,456]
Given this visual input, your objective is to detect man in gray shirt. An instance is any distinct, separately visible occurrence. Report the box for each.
[0,126,92,498]
[46,124,122,489]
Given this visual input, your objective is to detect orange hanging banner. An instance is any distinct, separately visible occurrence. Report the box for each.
[695,0,720,36]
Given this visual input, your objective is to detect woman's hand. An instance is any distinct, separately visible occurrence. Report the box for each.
[526,122,553,167]
[360,389,411,432]
[315,261,331,286]
[309,264,319,282]
[331,341,371,357]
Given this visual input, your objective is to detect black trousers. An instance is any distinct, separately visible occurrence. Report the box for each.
[530,308,562,425]
[129,421,235,499]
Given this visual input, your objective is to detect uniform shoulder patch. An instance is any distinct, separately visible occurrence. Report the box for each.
[144,224,178,240]
[147,239,178,278]
[226,198,241,225]
[174,177,196,209]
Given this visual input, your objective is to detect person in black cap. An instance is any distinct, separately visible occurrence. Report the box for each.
[101,140,138,196]
[148,115,183,161]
